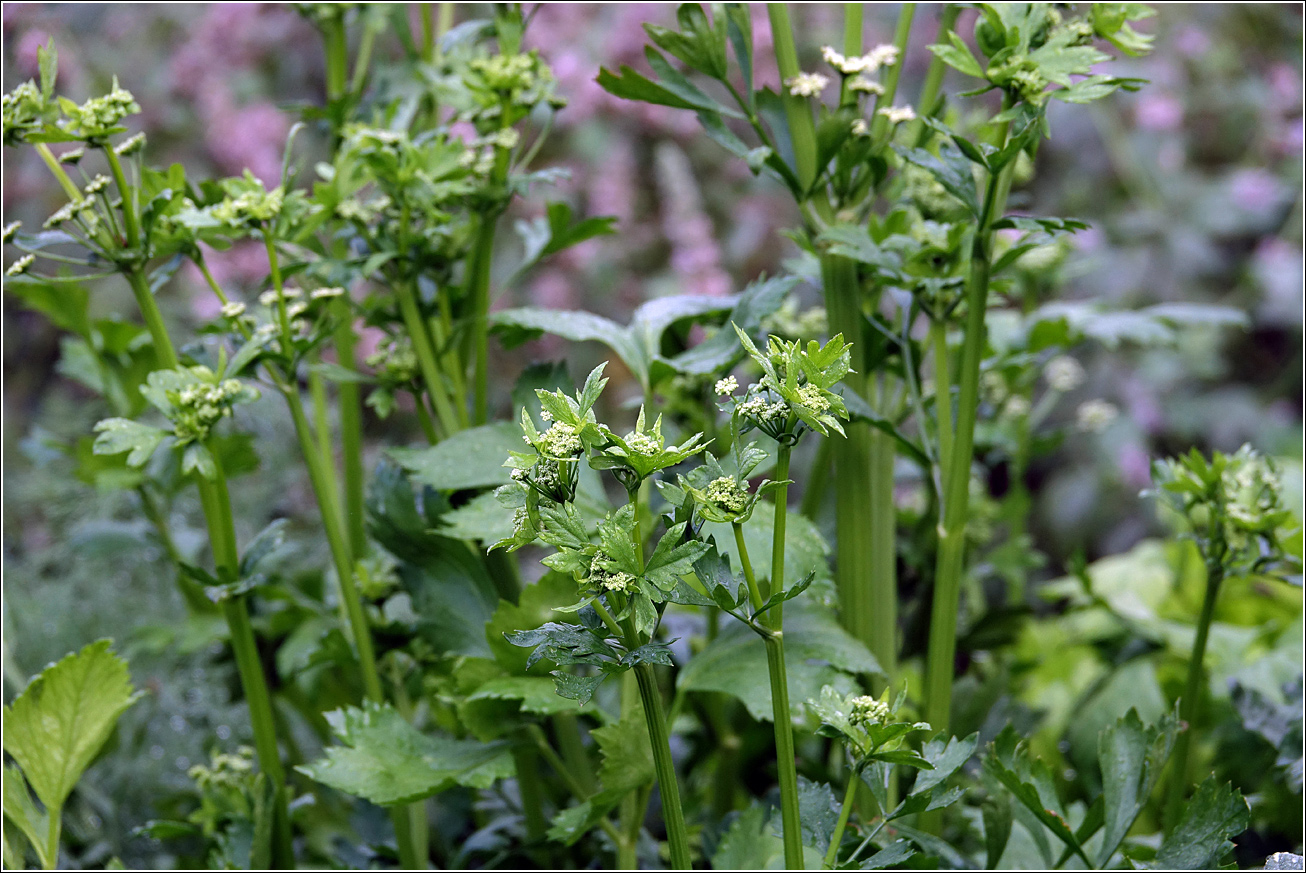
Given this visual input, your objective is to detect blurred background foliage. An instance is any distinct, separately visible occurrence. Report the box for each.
[2,3,1301,867]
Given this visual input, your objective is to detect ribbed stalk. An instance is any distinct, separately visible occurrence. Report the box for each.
[395,279,460,436]
[634,663,692,869]
[1164,562,1225,829]
[923,150,1014,734]
[332,309,369,557]
[764,631,802,869]
[767,4,817,191]
[206,455,295,868]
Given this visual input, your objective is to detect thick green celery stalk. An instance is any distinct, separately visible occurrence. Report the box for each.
[923,139,1016,735]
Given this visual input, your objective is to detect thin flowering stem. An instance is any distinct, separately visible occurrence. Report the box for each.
[102,146,139,250]
[765,439,803,870]
[825,761,862,868]
[1164,556,1226,830]
[869,4,916,145]
[734,522,765,611]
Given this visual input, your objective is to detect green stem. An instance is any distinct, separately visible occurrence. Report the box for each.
[332,308,369,558]
[512,743,548,842]
[869,4,916,144]
[924,139,1015,736]
[551,713,597,797]
[324,17,348,101]
[309,369,344,523]
[633,663,692,870]
[767,3,820,202]
[764,631,803,870]
[467,212,497,425]
[825,762,861,868]
[734,522,765,611]
[102,146,140,250]
[126,268,177,368]
[204,458,293,868]
[770,442,791,618]
[820,254,894,684]
[280,384,382,700]
[529,723,623,846]
[908,4,961,143]
[35,143,81,201]
[763,442,804,870]
[42,803,61,870]
[868,426,897,690]
[617,671,641,870]
[1163,563,1225,829]
[931,319,954,492]
[395,279,460,436]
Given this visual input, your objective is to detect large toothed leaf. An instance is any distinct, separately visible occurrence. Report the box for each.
[298,701,512,806]
[2,640,138,813]
[1095,706,1180,867]
[91,418,168,468]
[677,601,881,721]
[1152,777,1250,870]
[388,422,523,491]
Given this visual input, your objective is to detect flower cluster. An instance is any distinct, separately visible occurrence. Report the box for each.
[1152,446,1299,573]
[848,694,891,727]
[168,378,254,445]
[212,171,286,226]
[821,44,900,76]
[725,326,853,444]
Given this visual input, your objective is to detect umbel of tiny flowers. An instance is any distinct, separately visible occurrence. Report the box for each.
[726,324,853,445]
[676,440,788,525]
[807,684,932,764]
[1150,445,1301,578]
[590,405,711,493]
[92,363,260,481]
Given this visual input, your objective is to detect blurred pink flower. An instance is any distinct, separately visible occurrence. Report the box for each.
[1117,441,1153,490]
[1229,168,1283,214]
[1135,92,1183,131]
[1174,25,1210,58]
[15,28,50,78]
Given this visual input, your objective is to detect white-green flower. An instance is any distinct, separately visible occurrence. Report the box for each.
[877,105,916,124]
[1045,356,1085,393]
[1076,399,1118,433]
[714,375,738,396]
[786,72,830,98]
[6,253,35,276]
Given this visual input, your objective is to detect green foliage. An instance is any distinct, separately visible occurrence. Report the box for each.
[2,641,138,868]
[1152,776,1249,869]
[678,601,880,721]
[298,701,513,806]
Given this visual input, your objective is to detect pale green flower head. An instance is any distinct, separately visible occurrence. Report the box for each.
[729,324,853,443]
[593,405,709,489]
[1151,445,1301,579]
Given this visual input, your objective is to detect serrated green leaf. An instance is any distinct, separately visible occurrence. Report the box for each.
[913,732,980,795]
[862,839,916,869]
[440,491,516,544]
[389,423,522,491]
[1095,706,1180,867]
[2,640,138,814]
[298,701,512,806]
[982,796,1013,869]
[678,601,881,721]
[1152,776,1250,869]
[91,418,167,468]
[929,31,985,78]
